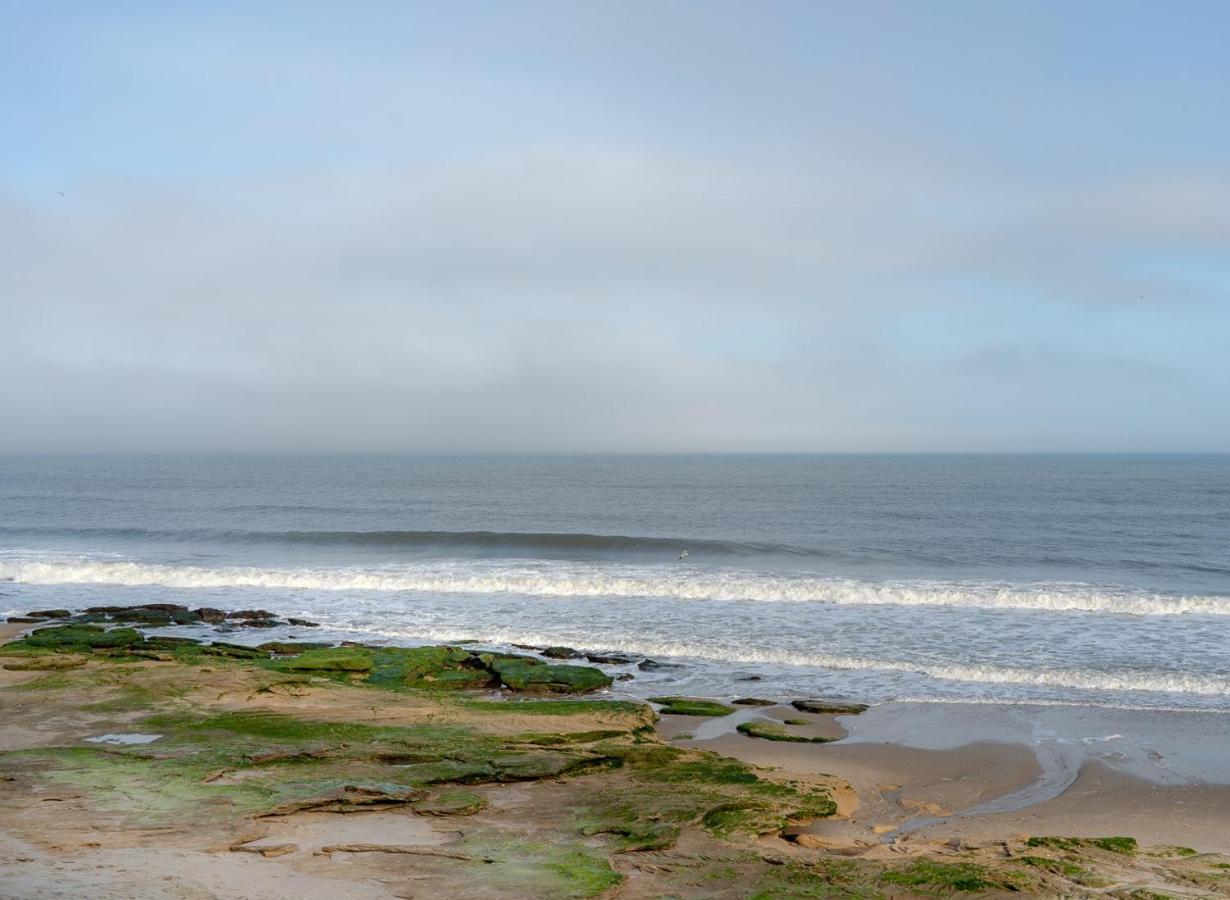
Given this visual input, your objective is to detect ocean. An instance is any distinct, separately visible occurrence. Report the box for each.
[2,453,1228,711]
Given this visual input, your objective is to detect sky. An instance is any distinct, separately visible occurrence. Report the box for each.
[2,1,1228,453]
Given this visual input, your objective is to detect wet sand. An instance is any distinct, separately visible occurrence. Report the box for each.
[669,699,1230,854]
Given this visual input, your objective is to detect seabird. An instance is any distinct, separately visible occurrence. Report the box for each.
[677,550,688,561]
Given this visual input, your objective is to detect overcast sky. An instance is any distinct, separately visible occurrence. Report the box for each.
[3,1,1228,452]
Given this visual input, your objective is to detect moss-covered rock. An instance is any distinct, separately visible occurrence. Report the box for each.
[648,696,734,716]
[268,646,374,673]
[790,699,868,715]
[490,657,612,694]
[413,789,486,816]
[737,721,834,743]
[1026,835,1138,855]
[17,624,145,652]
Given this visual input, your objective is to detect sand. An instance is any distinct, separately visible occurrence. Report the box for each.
[677,701,1230,855]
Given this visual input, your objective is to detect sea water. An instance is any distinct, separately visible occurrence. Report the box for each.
[2,453,1228,711]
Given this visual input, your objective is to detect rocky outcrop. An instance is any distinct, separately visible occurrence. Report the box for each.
[791,699,869,715]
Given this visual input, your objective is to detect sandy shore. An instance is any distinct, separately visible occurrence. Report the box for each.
[668,699,1230,855]
[5,616,1230,897]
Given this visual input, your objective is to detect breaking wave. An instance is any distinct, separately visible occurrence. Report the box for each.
[2,557,1228,616]
[356,625,1230,697]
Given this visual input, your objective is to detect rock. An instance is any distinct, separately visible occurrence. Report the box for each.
[361,646,493,689]
[227,609,275,620]
[413,790,485,816]
[732,698,776,706]
[637,658,682,670]
[202,642,266,659]
[489,657,613,694]
[286,617,320,627]
[540,646,581,659]
[648,697,734,717]
[21,624,144,650]
[26,610,71,619]
[257,641,334,655]
[261,785,426,816]
[736,721,835,743]
[585,653,636,665]
[736,674,762,682]
[790,832,867,852]
[616,673,635,681]
[270,647,373,673]
[232,618,278,628]
[6,617,42,623]
[791,699,869,715]
[195,607,227,623]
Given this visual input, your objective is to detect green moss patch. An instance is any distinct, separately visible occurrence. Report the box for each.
[737,721,834,743]
[1026,835,1138,855]
[882,859,1030,893]
[648,696,734,716]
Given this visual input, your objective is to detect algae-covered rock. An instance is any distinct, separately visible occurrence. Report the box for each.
[413,789,486,816]
[26,609,71,619]
[270,647,374,673]
[732,698,776,706]
[791,699,868,715]
[20,624,144,651]
[262,784,426,816]
[736,721,834,744]
[202,642,267,659]
[491,658,613,694]
[257,641,334,655]
[648,697,734,717]
[364,646,496,689]
[541,646,582,659]
[228,609,276,620]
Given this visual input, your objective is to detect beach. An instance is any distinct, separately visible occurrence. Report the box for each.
[3,611,1230,898]
[2,455,1229,895]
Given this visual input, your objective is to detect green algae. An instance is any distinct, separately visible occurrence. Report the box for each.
[881,859,1030,893]
[266,646,374,674]
[582,818,680,851]
[749,859,883,899]
[648,696,734,716]
[488,657,613,693]
[413,789,486,816]
[1026,835,1138,855]
[1015,855,1088,877]
[13,624,144,652]
[737,721,835,743]
[460,697,650,719]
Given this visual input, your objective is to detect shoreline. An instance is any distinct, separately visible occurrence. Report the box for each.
[664,700,1230,855]
[3,610,1230,897]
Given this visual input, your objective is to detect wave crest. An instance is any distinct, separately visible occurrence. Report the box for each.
[1,557,1227,616]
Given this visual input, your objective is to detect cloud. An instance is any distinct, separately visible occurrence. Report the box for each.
[3,138,1228,452]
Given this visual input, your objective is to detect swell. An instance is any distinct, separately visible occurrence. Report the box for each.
[0,525,807,558]
[2,557,1229,616]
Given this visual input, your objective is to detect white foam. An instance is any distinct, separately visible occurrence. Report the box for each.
[362,625,1230,697]
[2,557,1226,617]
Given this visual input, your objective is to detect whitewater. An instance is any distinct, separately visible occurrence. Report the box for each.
[2,453,1228,710]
